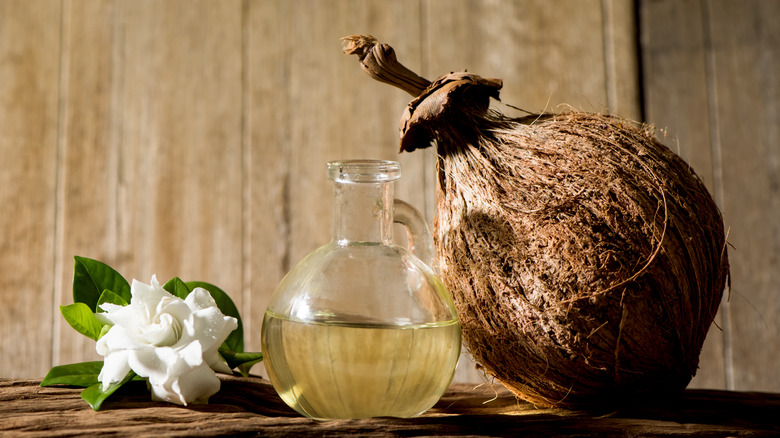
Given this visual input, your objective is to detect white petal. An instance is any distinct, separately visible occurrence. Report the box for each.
[184,287,218,311]
[99,350,132,391]
[98,300,147,328]
[191,307,238,350]
[173,362,221,404]
[156,296,191,323]
[186,308,237,373]
[129,343,203,381]
[130,342,217,406]
[97,325,141,355]
[201,316,238,373]
[177,340,206,368]
[128,346,175,383]
[172,289,238,374]
[95,303,126,325]
[149,362,220,406]
[205,348,233,374]
[131,275,173,318]
[138,312,181,347]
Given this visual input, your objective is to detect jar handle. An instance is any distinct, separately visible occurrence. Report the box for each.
[393,199,435,268]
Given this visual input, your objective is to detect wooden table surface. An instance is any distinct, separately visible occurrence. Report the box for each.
[2,375,779,437]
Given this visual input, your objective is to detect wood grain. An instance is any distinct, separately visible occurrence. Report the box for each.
[2,376,780,437]
[705,0,780,391]
[639,0,780,392]
[55,0,125,366]
[55,0,245,366]
[0,0,61,378]
[243,0,292,371]
[422,0,640,119]
[639,0,727,390]
[601,0,641,120]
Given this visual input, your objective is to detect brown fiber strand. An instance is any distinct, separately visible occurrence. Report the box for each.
[433,111,728,408]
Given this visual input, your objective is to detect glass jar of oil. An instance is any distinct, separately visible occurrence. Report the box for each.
[261,160,461,420]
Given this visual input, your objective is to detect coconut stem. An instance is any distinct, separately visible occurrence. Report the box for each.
[341,35,430,97]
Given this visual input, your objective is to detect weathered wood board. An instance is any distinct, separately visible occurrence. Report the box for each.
[2,376,780,437]
[0,0,61,378]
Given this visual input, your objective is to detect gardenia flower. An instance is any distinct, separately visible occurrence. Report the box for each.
[95,276,238,405]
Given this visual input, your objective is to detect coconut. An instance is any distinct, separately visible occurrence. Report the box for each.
[343,35,729,408]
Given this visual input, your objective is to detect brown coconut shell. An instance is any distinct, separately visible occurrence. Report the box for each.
[343,35,729,408]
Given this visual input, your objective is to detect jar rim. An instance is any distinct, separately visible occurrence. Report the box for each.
[327,159,401,183]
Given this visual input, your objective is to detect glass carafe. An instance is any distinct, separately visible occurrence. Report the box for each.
[261,159,461,420]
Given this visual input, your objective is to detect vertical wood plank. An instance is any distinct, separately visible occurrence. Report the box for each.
[245,0,427,375]
[244,0,293,366]
[641,0,780,392]
[0,0,61,377]
[602,0,641,120]
[639,0,717,187]
[706,0,780,392]
[422,0,640,119]
[112,0,243,288]
[639,0,726,390]
[57,0,244,366]
[54,0,121,364]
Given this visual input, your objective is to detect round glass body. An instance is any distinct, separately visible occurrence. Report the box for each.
[261,160,461,420]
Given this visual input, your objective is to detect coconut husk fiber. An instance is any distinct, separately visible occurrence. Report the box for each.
[342,35,730,409]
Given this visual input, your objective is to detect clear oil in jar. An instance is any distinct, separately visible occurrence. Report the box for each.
[261,310,461,420]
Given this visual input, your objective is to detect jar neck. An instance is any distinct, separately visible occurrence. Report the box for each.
[332,180,394,245]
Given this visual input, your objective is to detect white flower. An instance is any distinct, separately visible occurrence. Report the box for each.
[95,275,238,406]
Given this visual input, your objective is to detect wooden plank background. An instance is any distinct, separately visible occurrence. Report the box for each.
[641,0,780,391]
[1,0,777,393]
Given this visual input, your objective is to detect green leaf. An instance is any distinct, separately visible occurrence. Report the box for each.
[81,370,137,411]
[186,281,243,353]
[98,324,112,340]
[163,277,191,300]
[60,303,105,340]
[73,256,131,312]
[41,361,104,387]
[96,289,128,311]
[238,362,259,378]
[218,348,263,377]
